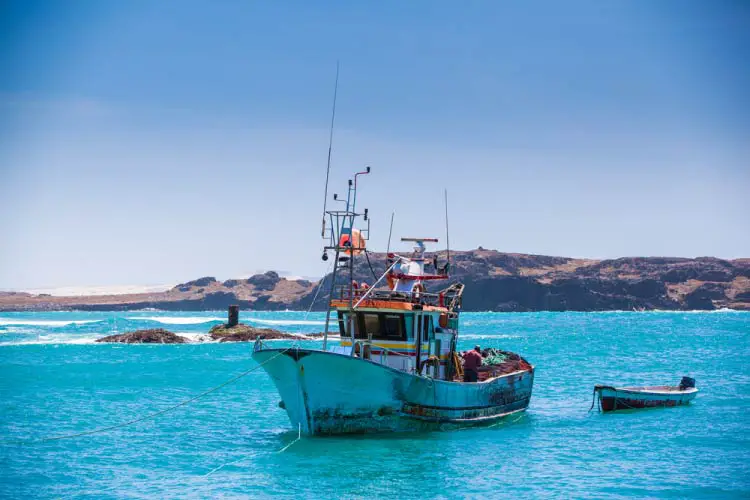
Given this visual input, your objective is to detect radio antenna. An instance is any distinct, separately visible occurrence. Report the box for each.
[386,211,395,256]
[444,189,451,272]
[321,61,340,238]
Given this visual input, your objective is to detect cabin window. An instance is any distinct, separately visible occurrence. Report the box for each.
[363,313,380,338]
[422,315,433,342]
[383,314,403,340]
[337,311,345,336]
[403,315,414,340]
[354,312,406,341]
[337,311,360,338]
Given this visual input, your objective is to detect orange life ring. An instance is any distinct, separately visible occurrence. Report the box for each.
[338,229,365,255]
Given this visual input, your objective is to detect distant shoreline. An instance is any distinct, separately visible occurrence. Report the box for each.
[2,250,749,312]
[1,308,747,315]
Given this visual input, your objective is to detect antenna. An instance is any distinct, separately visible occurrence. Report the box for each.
[386,211,395,256]
[444,189,451,273]
[320,61,340,238]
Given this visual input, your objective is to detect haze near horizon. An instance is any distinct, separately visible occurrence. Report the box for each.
[1,0,748,290]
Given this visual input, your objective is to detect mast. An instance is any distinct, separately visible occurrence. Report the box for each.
[320,62,340,350]
[444,189,451,274]
[386,211,395,268]
[320,62,340,239]
[320,169,371,351]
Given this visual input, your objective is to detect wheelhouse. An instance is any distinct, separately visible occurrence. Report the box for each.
[333,302,460,380]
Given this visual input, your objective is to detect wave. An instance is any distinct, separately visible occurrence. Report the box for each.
[589,308,748,314]
[126,316,225,325]
[0,319,103,327]
[246,318,326,326]
[0,333,103,346]
[459,334,520,340]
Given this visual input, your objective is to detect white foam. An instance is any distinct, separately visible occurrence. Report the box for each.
[585,308,748,314]
[0,319,103,327]
[126,316,224,325]
[246,318,326,326]
[177,333,216,343]
[0,334,102,346]
[0,331,338,346]
[459,334,520,340]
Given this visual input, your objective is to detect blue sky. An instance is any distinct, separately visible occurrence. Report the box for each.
[1,0,748,289]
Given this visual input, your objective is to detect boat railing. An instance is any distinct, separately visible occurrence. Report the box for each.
[337,286,446,307]
[351,340,411,364]
[253,337,264,352]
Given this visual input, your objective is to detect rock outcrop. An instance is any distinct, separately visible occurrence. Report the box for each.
[247,271,282,291]
[3,251,749,312]
[175,277,217,292]
[208,323,302,342]
[292,250,750,312]
[96,328,188,344]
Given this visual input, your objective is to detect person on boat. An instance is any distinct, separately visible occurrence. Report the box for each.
[462,345,483,382]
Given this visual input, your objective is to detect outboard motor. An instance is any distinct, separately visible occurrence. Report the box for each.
[679,376,696,390]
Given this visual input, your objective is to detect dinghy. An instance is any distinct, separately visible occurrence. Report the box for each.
[593,377,698,412]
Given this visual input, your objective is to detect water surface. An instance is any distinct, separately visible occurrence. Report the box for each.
[1,311,748,498]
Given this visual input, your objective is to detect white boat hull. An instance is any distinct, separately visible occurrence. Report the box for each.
[253,347,535,435]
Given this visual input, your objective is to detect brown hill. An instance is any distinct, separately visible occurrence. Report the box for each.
[1,251,748,312]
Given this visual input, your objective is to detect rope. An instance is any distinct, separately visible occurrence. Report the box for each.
[363,249,379,282]
[590,385,616,412]
[304,262,332,320]
[485,412,525,429]
[589,387,599,412]
[1,348,291,446]
[205,346,303,477]
[277,423,302,453]
[452,351,464,380]
[204,455,253,477]
[454,411,525,432]
[353,257,402,308]
[204,421,302,477]
[208,424,303,477]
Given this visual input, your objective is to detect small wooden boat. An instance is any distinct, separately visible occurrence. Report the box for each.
[593,377,698,412]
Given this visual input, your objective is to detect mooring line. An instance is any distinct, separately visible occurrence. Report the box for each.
[454,411,525,432]
[277,423,303,454]
[484,412,525,429]
[304,261,332,320]
[1,348,290,446]
[589,387,599,412]
[204,423,303,477]
[204,455,252,477]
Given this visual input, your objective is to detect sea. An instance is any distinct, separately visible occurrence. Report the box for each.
[1,310,748,498]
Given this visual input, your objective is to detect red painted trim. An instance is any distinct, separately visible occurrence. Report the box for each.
[391,274,448,281]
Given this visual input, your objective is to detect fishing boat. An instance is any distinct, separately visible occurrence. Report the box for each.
[593,377,698,412]
[251,168,535,435]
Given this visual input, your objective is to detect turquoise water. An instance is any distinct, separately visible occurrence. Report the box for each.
[1,310,749,498]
